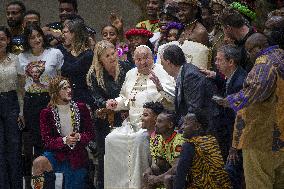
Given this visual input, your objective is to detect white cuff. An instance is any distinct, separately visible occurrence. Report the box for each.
[62,136,67,145]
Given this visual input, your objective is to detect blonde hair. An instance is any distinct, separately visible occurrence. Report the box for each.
[48,76,70,107]
[86,40,120,90]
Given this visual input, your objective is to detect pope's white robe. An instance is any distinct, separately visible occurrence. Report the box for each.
[104,64,175,189]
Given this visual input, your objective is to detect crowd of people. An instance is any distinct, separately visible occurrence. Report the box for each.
[1,0,284,188]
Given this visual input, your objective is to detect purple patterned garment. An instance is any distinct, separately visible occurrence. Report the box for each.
[227,46,284,151]
[227,46,279,112]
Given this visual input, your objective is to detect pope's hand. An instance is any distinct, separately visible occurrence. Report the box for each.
[149,71,163,92]
[106,99,118,110]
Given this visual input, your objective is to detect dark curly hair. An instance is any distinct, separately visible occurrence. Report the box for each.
[160,109,178,128]
[143,102,164,115]
[23,24,49,52]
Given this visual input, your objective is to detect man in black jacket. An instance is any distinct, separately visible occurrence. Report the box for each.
[160,44,219,134]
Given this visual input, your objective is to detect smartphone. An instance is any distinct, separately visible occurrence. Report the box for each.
[212,95,223,101]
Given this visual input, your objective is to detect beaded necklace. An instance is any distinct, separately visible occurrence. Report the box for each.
[51,100,81,135]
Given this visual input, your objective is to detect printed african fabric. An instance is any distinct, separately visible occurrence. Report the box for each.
[188,135,232,189]
[153,131,185,166]
[227,46,284,152]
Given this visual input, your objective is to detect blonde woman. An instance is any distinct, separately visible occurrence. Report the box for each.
[86,40,131,188]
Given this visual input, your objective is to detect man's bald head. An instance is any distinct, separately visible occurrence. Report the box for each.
[245,33,269,63]
[264,16,284,48]
[246,33,269,49]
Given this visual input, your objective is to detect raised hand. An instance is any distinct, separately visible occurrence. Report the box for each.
[109,12,123,31]
[149,71,163,92]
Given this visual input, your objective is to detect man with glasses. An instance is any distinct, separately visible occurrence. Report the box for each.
[6,0,26,54]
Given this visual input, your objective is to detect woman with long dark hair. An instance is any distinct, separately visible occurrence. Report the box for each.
[18,24,63,186]
[0,26,23,189]
[61,19,94,107]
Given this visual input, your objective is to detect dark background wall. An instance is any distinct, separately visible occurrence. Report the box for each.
[0,0,145,39]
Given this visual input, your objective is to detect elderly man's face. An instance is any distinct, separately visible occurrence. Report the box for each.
[215,51,233,77]
[134,49,154,75]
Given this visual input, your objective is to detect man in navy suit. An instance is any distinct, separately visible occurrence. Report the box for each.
[215,44,247,155]
[160,44,219,134]
[215,44,247,189]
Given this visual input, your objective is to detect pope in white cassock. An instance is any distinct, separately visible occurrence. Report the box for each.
[104,45,175,189]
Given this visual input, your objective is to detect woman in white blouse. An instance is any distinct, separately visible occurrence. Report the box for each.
[18,24,64,185]
[0,26,23,189]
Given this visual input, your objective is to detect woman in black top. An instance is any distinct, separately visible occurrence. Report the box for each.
[61,19,93,106]
[86,40,131,188]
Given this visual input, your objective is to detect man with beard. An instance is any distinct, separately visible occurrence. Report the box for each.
[6,1,26,54]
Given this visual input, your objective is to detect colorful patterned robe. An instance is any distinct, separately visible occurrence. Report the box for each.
[228,46,284,152]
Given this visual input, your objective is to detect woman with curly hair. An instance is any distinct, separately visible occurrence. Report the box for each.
[86,40,131,188]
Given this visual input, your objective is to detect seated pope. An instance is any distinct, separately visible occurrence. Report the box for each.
[104,45,176,189]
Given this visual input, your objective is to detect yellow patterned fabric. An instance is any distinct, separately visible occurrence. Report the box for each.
[188,135,232,189]
[150,133,163,161]
[150,131,185,166]
[136,20,160,33]
[228,47,284,151]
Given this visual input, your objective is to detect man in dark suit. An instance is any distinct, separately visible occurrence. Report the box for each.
[215,44,247,189]
[160,44,219,133]
[215,44,247,149]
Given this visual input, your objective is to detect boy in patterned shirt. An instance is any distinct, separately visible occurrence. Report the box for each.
[144,110,185,189]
